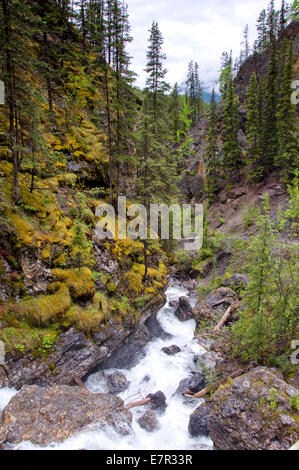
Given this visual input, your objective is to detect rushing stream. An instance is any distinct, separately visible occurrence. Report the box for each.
[0,282,213,450]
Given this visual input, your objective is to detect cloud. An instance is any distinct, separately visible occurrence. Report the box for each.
[127,0,277,90]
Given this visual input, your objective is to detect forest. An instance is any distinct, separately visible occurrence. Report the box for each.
[0,0,298,452]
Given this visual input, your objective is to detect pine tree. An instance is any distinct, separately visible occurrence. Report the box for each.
[0,0,47,203]
[170,82,180,141]
[194,62,203,120]
[246,72,263,179]
[279,0,287,35]
[135,99,177,280]
[262,39,278,175]
[205,89,220,199]
[222,77,243,179]
[256,9,268,51]
[145,21,169,130]
[276,40,299,175]
[219,51,232,101]
[267,0,278,43]
[242,25,250,61]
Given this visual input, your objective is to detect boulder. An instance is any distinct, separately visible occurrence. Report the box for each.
[175,371,206,395]
[146,391,167,411]
[202,287,237,311]
[223,274,248,289]
[208,367,299,450]
[103,370,129,394]
[20,249,52,295]
[161,345,181,356]
[169,300,179,308]
[137,410,159,432]
[188,403,211,437]
[174,297,194,322]
[0,385,132,446]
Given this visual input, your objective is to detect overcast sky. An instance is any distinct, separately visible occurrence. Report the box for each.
[126,0,278,90]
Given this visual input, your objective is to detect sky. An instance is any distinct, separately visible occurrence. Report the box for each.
[126,0,279,91]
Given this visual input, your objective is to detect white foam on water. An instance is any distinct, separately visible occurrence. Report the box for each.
[3,282,213,450]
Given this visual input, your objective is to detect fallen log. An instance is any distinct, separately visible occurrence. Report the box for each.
[73,376,90,392]
[210,297,234,307]
[213,301,240,332]
[126,397,151,409]
[183,367,249,399]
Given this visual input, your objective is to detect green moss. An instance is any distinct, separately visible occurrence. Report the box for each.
[17,284,71,327]
[51,267,95,299]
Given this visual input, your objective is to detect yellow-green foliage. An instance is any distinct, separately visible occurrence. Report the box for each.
[17,284,71,327]
[110,296,136,324]
[64,292,110,334]
[0,324,58,355]
[124,261,167,297]
[51,267,95,299]
[113,238,144,261]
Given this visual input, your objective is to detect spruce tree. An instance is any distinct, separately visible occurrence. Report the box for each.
[145,21,169,130]
[222,77,243,180]
[205,89,220,199]
[262,39,278,175]
[246,72,263,179]
[257,9,268,51]
[170,83,180,142]
[276,40,299,175]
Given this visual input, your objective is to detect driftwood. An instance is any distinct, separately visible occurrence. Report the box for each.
[183,367,249,399]
[126,397,151,409]
[210,297,234,307]
[73,376,90,392]
[213,301,240,332]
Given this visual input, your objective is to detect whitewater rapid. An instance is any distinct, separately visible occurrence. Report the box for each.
[0,282,213,450]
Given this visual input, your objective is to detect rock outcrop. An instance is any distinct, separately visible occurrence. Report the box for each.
[174,297,194,322]
[208,367,299,450]
[0,384,132,446]
[188,403,211,437]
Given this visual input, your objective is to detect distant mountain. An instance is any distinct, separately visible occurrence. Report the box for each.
[177,82,221,103]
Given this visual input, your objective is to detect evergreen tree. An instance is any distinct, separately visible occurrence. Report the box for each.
[205,89,220,199]
[145,21,169,130]
[169,82,180,142]
[0,0,47,203]
[242,24,250,61]
[262,39,278,175]
[218,51,232,101]
[222,77,243,179]
[256,9,268,51]
[135,99,177,280]
[279,0,287,35]
[267,0,278,43]
[276,40,299,175]
[246,72,263,179]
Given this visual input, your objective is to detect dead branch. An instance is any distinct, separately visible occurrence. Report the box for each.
[183,366,249,399]
[213,302,240,332]
[73,376,90,392]
[210,297,234,307]
[126,397,151,409]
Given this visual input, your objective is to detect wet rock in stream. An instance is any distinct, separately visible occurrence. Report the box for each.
[102,370,129,394]
[174,297,194,322]
[137,410,159,432]
[161,345,181,356]
[0,385,132,446]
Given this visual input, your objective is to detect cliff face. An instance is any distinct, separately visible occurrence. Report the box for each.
[235,19,299,106]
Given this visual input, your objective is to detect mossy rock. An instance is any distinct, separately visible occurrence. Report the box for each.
[17,285,71,327]
[51,267,95,300]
